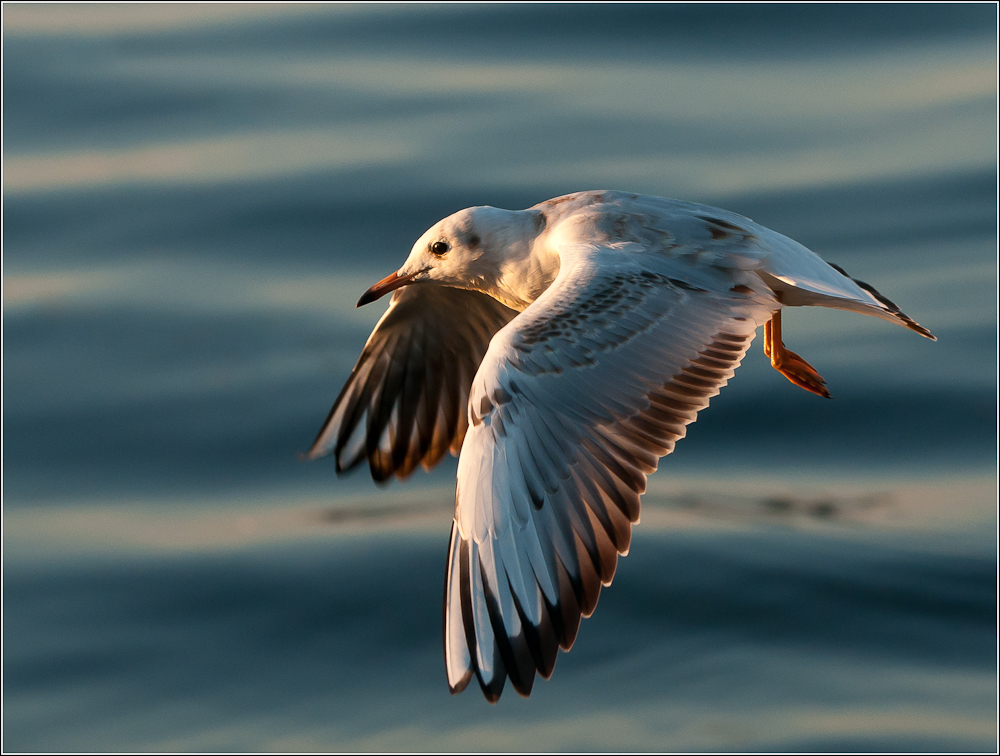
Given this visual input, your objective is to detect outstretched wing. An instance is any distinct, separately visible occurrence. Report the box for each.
[444,239,779,701]
[308,284,517,481]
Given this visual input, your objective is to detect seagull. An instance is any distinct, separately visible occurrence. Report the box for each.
[307,190,934,702]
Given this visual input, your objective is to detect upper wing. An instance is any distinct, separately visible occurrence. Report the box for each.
[444,239,780,701]
[308,283,517,481]
[533,191,934,339]
[647,195,935,339]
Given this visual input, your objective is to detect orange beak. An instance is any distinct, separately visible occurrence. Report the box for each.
[356,269,419,307]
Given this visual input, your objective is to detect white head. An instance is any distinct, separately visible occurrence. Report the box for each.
[357,205,550,309]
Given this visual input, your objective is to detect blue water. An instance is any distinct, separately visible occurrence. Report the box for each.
[3,4,997,751]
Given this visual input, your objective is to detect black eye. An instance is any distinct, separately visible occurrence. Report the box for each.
[430,241,449,256]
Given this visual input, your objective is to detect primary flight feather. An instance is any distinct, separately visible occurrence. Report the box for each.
[308,190,934,702]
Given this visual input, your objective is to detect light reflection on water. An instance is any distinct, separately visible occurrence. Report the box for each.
[3,40,995,194]
[2,4,996,752]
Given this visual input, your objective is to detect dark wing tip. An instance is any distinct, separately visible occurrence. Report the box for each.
[906,320,937,341]
[831,262,937,342]
[448,671,474,695]
[889,310,936,341]
[478,670,506,703]
[512,678,535,698]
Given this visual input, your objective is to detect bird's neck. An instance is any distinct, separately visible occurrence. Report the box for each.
[484,239,560,312]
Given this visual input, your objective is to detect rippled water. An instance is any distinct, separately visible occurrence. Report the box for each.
[3,4,997,752]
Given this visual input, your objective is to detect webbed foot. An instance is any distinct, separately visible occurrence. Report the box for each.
[764,311,831,399]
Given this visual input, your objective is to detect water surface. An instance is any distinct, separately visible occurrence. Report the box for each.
[3,4,997,752]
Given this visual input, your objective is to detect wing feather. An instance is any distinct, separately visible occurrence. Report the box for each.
[446,240,777,701]
[308,284,516,480]
[443,522,473,693]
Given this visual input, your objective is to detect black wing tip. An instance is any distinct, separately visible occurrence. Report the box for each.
[314,451,396,482]
[539,653,559,679]
[448,670,474,695]
[477,672,506,703]
[512,678,536,698]
[906,320,937,341]
[828,261,937,341]
[890,311,936,341]
[834,263,937,341]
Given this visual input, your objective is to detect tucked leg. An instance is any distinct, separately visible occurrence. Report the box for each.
[764,309,831,398]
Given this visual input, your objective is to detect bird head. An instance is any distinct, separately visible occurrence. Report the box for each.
[357,205,544,307]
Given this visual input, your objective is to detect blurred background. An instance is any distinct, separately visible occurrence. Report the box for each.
[3,3,996,751]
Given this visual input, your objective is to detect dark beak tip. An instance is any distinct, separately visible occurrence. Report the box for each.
[356,286,383,308]
[356,270,415,308]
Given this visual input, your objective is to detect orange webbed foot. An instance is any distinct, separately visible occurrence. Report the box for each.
[764,309,831,399]
[774,348,831,398]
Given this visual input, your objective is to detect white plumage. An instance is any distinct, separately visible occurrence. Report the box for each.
[308,190,934,701]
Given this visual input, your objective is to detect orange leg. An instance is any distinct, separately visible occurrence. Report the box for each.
[765,309,831,398]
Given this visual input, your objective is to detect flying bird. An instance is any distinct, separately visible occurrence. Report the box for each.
[307,190,934,702]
